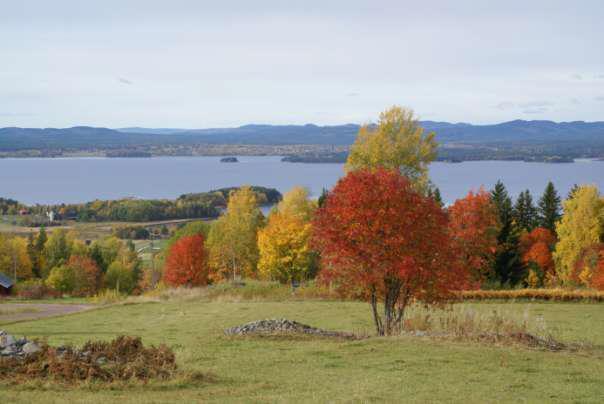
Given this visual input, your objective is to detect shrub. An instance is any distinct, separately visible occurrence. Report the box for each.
[89,289,127,304]
[14,279,59,299]
[105,261,137,294]
[45,265,76,294]
[164,234,208,287]
[67,255,102,296]
[113,225,151,240]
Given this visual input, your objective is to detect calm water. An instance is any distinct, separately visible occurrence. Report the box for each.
[0,156,602,205]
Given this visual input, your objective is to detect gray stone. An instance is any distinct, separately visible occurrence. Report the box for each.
[0,333,16,349]
[1,345,17,356]
[22,341,41,355]
[224,318,358,339]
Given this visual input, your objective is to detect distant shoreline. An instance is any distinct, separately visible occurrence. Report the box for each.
[1,154,601,164]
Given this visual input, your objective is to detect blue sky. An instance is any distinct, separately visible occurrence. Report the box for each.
[1,0,603,128]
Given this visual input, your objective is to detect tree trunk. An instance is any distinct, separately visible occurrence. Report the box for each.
[370,286,383,336]
[383,278,402,335]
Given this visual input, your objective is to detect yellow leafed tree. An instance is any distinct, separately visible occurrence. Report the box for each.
[345,106,437,190]
[258,213,315,284]
[553,185,604,286]
[258,187,317,284]
[207,186,264,281]
[277,186,317,222]
[0,235,33,281]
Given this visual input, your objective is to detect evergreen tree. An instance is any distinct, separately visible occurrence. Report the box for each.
[567,183,580,200]
[26,232,41,278]
[427,185,444,207]
[35,226,47,253]
[514,190,538,232]
[32,227,48,278]
[538,182,562,233]
[491,181,513,236]
[318,188,329,208]
[490,181,524,286]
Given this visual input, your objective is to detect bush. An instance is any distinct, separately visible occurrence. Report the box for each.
[113,225,151,240]
[68,255,102,296]
[45,265,76,294]
[105,261,137,294]
[89,289,127,304]
[14,279,59,299]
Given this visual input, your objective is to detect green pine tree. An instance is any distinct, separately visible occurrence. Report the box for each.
[567,183,580,200]
[514,190,537,232]
[538,181,562,233]
[428,186,444,207]
[35,225,47,253]
[317,188,329,208]
[490,181,525,286]
[27,232,41,278]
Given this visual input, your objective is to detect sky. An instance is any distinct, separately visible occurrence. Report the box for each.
[1,0,603,128]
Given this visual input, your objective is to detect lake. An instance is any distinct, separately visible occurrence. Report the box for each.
[0,156,602,205]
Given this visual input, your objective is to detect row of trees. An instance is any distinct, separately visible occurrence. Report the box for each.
[15,186,282,223]
[161,186,318,287]
[159,106,604,336]
[4,106,601,337]
[0,229,141,296]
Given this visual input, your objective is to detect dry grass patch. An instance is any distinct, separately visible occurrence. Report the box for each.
[459,288,604,302]
[0,336,178,384]
[401,304,580,351]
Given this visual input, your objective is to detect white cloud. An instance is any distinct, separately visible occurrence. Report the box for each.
[0,0,603,127]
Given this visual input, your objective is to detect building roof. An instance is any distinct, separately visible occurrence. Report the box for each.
[0,272,13,289]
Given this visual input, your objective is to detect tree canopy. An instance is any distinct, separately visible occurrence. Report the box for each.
[345,106,437,190]
[554,185,604,286]
[164,234,208,287]
[448,189,500,284]
[207,186,264,281]
[312,169,463,336]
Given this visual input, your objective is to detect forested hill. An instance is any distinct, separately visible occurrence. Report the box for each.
[0,120,603,151]
[120,120,604,146]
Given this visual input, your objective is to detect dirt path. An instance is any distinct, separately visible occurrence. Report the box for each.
[0,303,94,324]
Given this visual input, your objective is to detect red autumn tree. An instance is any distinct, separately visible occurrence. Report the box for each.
[520,227,556,286]
[164,234,209,287]
[312,169,464,336]
[67,255,102,296]
[447,189,500,285]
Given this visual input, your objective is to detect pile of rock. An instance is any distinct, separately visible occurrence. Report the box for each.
[0,330,41,358]
[224,318,357,339]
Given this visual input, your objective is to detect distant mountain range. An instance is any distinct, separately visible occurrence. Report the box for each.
[0,120,603,151]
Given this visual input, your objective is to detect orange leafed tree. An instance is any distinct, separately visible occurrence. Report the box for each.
[312,169,465,336]
[164,234,208,287]
[67,255,102,296]
[447,189,500,285]
[520,227,556,286]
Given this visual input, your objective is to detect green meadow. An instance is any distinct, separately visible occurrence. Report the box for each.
[1,295,603,403]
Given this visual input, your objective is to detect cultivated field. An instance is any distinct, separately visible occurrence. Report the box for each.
[1,292,603,403]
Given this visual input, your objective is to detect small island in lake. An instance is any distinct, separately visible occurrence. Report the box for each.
[220,156,239,163]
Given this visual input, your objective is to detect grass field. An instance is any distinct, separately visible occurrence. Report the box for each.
[1,294,604,403]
